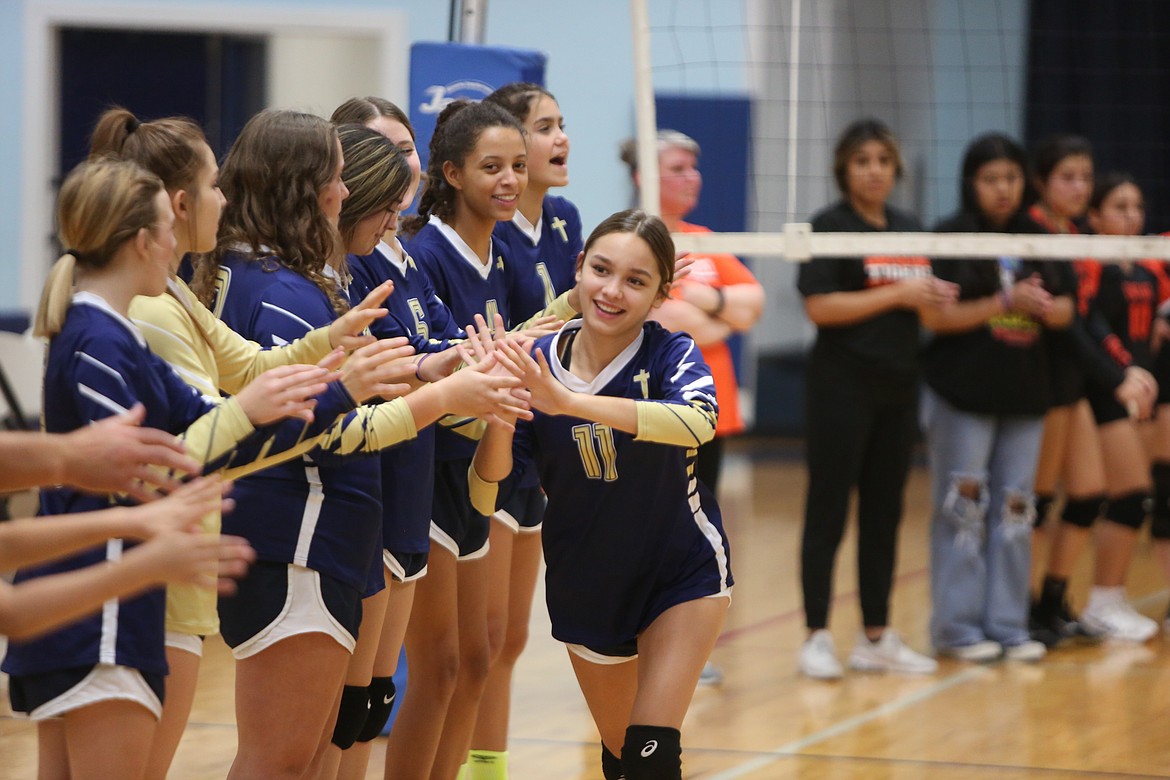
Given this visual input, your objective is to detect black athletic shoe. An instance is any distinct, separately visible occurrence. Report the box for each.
[1029,601,1065,648]
[1032,598,1106,645]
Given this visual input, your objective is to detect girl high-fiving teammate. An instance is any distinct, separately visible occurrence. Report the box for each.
[470,209,731,780]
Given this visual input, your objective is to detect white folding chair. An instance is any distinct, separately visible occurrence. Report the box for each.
[0,331,44,430]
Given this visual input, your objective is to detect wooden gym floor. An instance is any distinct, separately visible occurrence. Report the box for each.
[3,437,1169,778]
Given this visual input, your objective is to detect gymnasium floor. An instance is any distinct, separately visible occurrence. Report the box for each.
[3,437,1169,778]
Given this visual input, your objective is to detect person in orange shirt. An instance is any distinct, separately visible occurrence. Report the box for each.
[620,130,764,686]
[619,130,764,494]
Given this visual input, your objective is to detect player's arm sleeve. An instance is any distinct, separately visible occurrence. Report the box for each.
[297,397,419,466]
[437,414,487,443]
[131,293,221,399]
[633,334,718,447]
[468,419,534,515]
[1082,296,1132,369]
[468,453,501,516]
[1067,316,1126,389]
[511,289,576,332]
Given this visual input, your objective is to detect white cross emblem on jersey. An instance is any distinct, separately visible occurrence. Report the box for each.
[550,216,569,243]
[634,369,650,399]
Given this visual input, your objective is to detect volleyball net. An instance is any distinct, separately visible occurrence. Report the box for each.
[629,0,1170,362]
[631,0,1170,258]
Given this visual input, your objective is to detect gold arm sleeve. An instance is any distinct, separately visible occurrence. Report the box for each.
[438,413,488,443]
[217,396,419,481]
[511,289,575,333]
[178,397,257,467]
[132,293,220,398]
[468,462,500,516]
[218,326,332,394]
[316,396,418,455]
[633,400,717,448]
[184,283,332,395]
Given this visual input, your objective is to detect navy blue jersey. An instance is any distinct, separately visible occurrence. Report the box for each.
[493,195,583,321]
[212,252,383,590]
[509,320,732,647]
[1,293,353,678]
[348,238,464,352]
[348,240,466,554]
[403,217,513,460]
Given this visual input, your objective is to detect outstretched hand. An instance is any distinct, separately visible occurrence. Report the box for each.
[515,315,563,341]
[127,475,255,594]
[328,281,393,352]
[341,337,417,403]
[494,339,572,418]
[445,314,532,429]
[234,364,337,426]
[62,404,201,501]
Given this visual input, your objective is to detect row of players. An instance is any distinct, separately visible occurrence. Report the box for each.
[798,119,1170,680]
[1,84,764,780]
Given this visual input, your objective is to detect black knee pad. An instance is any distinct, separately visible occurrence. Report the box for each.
[1152,513,1170,540]
[1105,491,1149,531]
[621,724,681,780]
[1061,494,1105,529]
[1151,462,1170,522]
[356,676,396,743]
[331,684,371,750]
[1151,465,1170,539]
[601,743,624,780]
[1034,493,1055,529]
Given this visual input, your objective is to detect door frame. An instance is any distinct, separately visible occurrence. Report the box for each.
[20,1,408,309]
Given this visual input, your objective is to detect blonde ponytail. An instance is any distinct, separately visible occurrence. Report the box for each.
[33,253,78,338]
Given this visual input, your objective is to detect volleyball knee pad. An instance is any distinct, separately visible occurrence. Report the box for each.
[331,685,371,750]
[601,743,624,780]
[1061,494,1105,529]
[1151,513,1170,540]
[1151,462,1170,522]
[1105,492,1148,531]
[356,676,395,743]
[1033,493,1054,529]
[1150,465,1170,539]
[621,724,681,780]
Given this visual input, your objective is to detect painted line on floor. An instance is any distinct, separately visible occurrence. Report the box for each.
[705,667,985,780]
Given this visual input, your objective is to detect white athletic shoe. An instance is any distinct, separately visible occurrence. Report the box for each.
[1003,639,1047,662]
[1081,598,1158,643]
[937,639,1003,662]
[847,630,938,674]
[799,629,844,680]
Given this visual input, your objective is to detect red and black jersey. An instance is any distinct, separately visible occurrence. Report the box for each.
[1082,262,1160,372]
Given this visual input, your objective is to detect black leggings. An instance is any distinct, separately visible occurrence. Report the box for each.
[801,354,918,630]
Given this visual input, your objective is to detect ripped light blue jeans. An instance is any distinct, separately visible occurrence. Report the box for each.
[921,387,1044,650]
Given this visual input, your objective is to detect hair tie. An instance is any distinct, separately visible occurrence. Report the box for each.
[126,117,141,133]
[62,248,78,258]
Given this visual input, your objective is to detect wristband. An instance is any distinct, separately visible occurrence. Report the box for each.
[711,286,725,316]
[414,353,431,382]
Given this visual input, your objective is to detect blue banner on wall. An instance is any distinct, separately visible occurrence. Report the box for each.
[654,93,752,233]
[409,42,547,171]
